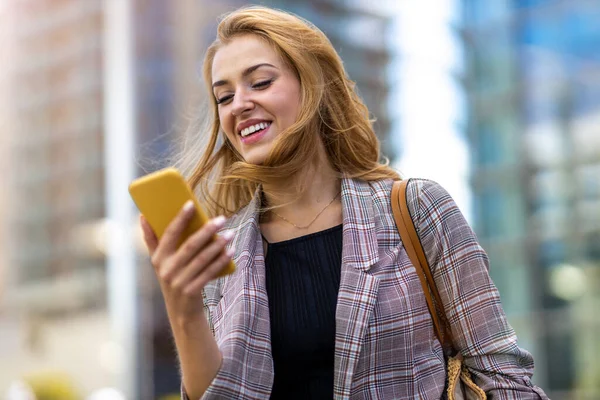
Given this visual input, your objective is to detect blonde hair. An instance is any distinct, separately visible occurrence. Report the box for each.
[179,6,399,217]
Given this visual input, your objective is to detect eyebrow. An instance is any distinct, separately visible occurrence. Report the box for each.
[212,63,277,89]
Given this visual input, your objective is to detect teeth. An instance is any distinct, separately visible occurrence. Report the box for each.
[241,122,270,137]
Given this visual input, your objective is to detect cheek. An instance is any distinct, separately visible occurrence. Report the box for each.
[272,93,301,124]
[218,117,239,151]
[283,99,301,125]
[283,87,302,121]
[219,114,234,138]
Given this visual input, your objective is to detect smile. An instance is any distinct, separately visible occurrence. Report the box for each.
[240,122,271,137]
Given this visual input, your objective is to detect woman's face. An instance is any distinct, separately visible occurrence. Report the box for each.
[211,35,301,165]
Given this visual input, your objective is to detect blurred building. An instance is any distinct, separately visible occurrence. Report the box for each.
[0,2,14,298]
[0,0,112,395]
[462,0,600,398]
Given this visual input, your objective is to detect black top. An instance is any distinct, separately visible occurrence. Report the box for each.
[264,224,343,400]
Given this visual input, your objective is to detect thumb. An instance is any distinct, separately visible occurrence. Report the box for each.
[139,215,159,254]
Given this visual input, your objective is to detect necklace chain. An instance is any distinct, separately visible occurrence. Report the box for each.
[271,191,341,229]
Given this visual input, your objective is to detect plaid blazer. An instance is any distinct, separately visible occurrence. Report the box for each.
[187,178,548,399]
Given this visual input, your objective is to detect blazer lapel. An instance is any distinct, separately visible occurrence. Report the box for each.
[334,178,381,399]
[214,192,274,397]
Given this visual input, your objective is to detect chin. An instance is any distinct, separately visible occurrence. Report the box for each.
[240,147,271,165]
[242,154,268,165]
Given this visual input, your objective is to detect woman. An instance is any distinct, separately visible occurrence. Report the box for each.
[140,6,548,400]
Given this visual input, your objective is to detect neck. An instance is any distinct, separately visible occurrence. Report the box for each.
[260,163,342,235]
[262,160,340,210]
[259,138,343,235]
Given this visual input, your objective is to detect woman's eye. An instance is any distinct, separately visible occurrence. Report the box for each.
[216,95,233,105]
[252,79,273,89]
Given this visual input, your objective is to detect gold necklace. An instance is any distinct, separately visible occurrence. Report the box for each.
[271,191,341,229]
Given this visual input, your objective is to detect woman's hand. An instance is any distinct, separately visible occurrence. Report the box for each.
[140,200,234,320]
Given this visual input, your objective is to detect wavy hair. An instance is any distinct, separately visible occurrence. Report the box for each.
[177,6,400,217]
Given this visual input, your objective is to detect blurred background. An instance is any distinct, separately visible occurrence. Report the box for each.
[0,0,598,399]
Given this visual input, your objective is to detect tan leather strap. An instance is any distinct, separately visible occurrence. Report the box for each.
[391,179,454,352]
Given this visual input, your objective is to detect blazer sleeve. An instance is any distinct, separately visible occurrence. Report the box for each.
[406,178,549,400]
[179,279,224,400]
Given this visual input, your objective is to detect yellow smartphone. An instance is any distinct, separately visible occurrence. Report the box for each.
[128,167,235,277]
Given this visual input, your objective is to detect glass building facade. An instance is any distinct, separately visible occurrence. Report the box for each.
[463,0,600,397]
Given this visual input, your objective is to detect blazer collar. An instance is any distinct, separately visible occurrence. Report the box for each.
[340,178,380,271]
[225,177,380,273]
[226,188,263,273]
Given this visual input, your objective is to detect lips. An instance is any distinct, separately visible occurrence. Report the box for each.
[240,121,271,137]
[236,119,272,136]
[239,122,271,145]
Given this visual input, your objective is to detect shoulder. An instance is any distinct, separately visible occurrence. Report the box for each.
[404,178,457,225]
[403,178,481,268]
[348,177,449,204]
[344,177,394,203]
[342,178,396,222]
[351,177,451,217]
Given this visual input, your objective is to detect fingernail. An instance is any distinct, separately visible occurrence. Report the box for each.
[213,216,226,228]
[226,247,235,257]
[183,200,194,212]
[221,230,234,241]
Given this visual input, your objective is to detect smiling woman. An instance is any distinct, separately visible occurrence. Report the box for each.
[183,7,399,218]
[137,5,549,400]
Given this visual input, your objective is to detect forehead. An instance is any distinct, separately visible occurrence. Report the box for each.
[211,35,281,82]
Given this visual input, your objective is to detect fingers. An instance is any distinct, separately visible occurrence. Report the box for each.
[157,216,227,280]
[168,230,234,288]
[146,199,233,296]
[156,200,197,256]
[183,248,235,295]
[140,215,158,254]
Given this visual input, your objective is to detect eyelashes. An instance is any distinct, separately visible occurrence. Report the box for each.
[215,79,274,105]
[216,95,233,105]
[252,79,273,89]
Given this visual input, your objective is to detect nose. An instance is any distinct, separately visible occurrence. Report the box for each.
[231,90,254,116]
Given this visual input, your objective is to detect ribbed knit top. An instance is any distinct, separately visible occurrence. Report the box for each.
[264,224,343,400]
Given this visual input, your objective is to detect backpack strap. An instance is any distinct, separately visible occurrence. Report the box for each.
[391,179,455,353]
